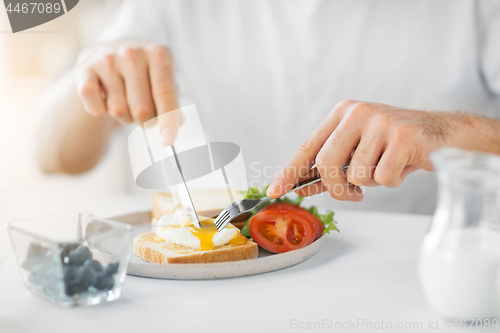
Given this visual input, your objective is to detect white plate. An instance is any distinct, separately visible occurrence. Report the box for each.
[111,211,325,280]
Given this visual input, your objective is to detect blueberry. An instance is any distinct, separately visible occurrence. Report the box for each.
[93,272,114,290]
[67,246,92,266]
[63,265,95,296]
[60,243,79,263]
[83,259,103,273]
[62,257,98,296]
[92,272,104,288]
[63,265,88,296]
[65,285,77,296]
[78,264,95,290]
[63,266,80,286]
[65,283,85,296]
[105,262,119,276]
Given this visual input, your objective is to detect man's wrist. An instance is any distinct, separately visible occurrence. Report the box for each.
[446,112,500,154]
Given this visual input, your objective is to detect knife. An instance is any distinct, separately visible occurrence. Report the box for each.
[171,146,201,228]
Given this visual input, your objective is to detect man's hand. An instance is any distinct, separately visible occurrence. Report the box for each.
[267,100,485,201]
[75,39,181,146]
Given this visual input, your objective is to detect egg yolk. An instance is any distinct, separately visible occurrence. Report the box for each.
[228,233,248,246]
[185,220,247,251]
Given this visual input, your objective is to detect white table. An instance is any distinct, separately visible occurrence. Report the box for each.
[0,192,489,333]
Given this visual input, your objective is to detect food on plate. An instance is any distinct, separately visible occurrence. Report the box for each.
[151,190,248,229]
[137,185,338,263]
[134,211,258,264]
[250,202,320,253]
[239,186,339,253]
[260,202,324,239]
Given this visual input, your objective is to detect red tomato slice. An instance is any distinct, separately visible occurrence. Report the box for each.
[249,209,315,253]
[260,202,303,213]
[261,202,323,240]
[292,209,323,240]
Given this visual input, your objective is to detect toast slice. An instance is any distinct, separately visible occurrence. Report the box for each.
[133,231,259,264]
[151,191,250,229]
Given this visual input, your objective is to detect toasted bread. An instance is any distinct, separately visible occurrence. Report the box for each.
[133,231,259,264]
[152,191,250,229]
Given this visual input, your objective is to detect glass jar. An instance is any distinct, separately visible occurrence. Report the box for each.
[419,148,500,320]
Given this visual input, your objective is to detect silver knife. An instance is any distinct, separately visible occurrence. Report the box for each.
[171,146,201,228]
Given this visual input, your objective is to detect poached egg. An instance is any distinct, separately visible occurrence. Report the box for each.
[155,211,247,251]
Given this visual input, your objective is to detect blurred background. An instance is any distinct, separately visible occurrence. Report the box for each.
[0,0,128,206]
[0,0,448,217]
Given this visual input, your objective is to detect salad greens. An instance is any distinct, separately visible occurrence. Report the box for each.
[239,185,339,238]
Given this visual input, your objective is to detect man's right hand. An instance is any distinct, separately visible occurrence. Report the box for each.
[75,39,181,146]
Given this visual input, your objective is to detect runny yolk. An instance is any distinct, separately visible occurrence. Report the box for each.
[228,233,248,246]
[185,220,246,251]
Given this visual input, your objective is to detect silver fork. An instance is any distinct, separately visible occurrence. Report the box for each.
[213,165,349,231]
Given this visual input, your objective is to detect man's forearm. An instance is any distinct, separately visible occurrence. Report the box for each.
[447,112,500,155]
[36,71,117,174]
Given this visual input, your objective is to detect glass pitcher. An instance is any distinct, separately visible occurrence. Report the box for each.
[419,148,500,320]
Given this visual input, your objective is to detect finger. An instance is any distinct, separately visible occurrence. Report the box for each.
[295,182,327,197]
[346,131,385,187]
[98,55,132,124]
[267,99,358,198]
[401,165,418,182]
[315,118,364,201]
[119,47,156,126]
[374,146,409,188]
[147,45,180,146]
[76,70,106,116]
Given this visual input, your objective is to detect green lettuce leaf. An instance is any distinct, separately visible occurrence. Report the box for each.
[240,222,251,238]
[307,207,339,234]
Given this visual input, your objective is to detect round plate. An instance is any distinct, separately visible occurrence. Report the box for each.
[112,211,325,280]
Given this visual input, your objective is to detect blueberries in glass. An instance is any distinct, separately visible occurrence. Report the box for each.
[93,272,115,290]
[105,262,119,276]
[83,259,104,273]
[67,245,92,266]
[24,242,120,297]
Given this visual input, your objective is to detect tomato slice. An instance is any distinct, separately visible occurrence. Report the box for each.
[260,202,303,213]
[292,209,323,240]
[260,202,323,240]
[249,210,315,253]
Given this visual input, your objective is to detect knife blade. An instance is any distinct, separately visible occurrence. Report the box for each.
[171,146,201,228]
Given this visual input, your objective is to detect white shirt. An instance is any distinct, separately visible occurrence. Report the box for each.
[97,0,500,214]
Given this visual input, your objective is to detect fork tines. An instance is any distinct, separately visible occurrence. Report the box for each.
[214,210,231,230]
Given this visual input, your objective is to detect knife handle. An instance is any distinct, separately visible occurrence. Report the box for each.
[289,164,350,193]
[290,174,322,192]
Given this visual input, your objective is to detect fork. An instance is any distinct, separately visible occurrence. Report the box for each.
[213,164,349,231]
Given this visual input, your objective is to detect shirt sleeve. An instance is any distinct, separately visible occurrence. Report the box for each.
[478,0,500,97]
[95,0,170,45]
